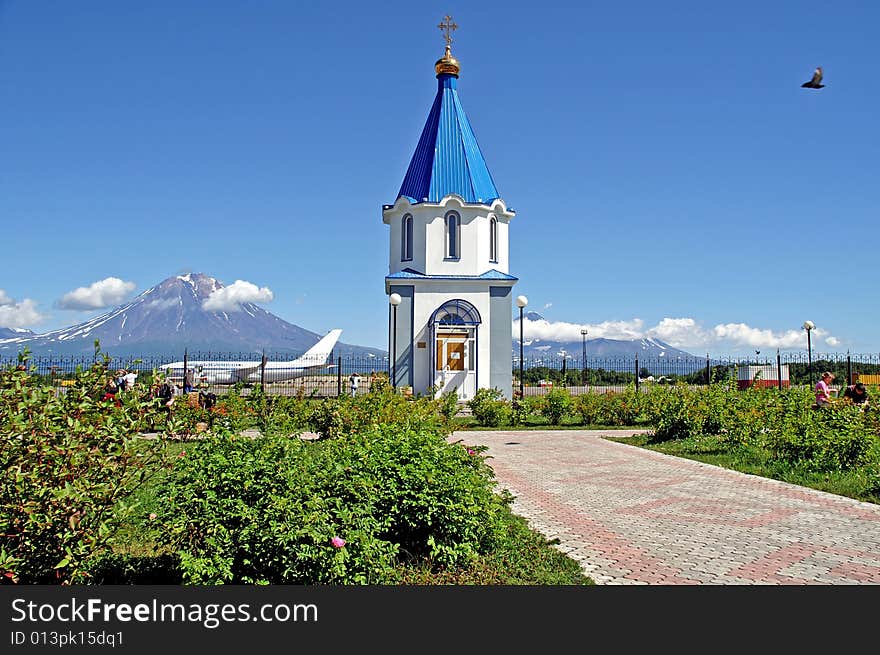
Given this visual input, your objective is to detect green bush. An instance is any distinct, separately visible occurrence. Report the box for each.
[467,388,510,427]
[0,349,168,584]
[603,387,646,426]
[766,401,875,472]
[308,389,442,439]
[152,425,508,583]
[573,392,603,425]
[540,387,571,425]
[436,390,460,426]
[647,384,706,442]
[166,401,211,439]
[261,393,311,437]
[509,397,530,426]
[208,385,258,433]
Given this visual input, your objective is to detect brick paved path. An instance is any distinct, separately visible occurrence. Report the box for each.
[453,430,880,585]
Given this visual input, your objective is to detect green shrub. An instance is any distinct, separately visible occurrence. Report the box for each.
[603,387,646,426]
[647,384,706,442]
[0,349,168,584]
[261,394,311,437]
[467,388,510,427]
[153,425,508,583]
[351,428,509,568]
[436,390,461,426]
[766,402,875,472]
[309,398,349,439]
[209,386,257,433]
[573,392,603,425]
[309,389,441,439]
[166,401,211,439]
[509,397,530,426]
[540,387,571,425]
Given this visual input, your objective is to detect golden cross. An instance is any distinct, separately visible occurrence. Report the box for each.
[437,15,458,48]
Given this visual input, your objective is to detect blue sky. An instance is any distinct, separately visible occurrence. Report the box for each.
[0,0,877,356]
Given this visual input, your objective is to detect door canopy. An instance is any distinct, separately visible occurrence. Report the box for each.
[431,299,482,326]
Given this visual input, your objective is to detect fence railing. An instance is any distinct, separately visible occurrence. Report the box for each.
[512,352,880,396]
[1,352,389,398]
[4,351,879,398]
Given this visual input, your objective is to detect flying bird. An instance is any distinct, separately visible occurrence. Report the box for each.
[801,67,825,89]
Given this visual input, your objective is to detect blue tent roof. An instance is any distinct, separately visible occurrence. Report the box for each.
[397,73,500,205]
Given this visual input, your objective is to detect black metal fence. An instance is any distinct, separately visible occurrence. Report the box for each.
[0,352,389,398]
[4,351,880,398]
[513,352,880,396]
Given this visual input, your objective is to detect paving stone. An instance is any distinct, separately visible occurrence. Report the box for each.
[453,429,880,585]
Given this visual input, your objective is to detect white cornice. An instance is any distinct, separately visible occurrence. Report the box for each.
[383,194,514,224]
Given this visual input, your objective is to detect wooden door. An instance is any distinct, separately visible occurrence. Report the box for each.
[436,338,465,371]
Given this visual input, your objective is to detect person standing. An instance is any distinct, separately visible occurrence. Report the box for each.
[815,371,836,408]
[184,367,195,393]
[349,372,360,397]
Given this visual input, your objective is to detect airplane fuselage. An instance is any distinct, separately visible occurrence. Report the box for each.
[161,360,332,385]
[158,329,343,386]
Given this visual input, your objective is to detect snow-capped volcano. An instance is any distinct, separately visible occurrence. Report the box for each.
[515,335,696,360]
[0,273,381,357]
[0,327,34,339]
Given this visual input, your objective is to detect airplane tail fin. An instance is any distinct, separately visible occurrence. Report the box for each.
[300,329,343,365]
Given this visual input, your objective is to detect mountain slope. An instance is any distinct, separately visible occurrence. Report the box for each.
[0,273,383,357]
[517,335,697,360]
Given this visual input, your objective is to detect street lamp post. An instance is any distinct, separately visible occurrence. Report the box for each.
[516,295,528,400]
[389,293,401,390]
[803,320,815,388]
[580,328,588,388]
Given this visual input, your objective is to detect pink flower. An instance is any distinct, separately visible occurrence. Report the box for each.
[178,450,186,458]
[330,537,346,548]
[466,448,476,456]
[149,513,158,520]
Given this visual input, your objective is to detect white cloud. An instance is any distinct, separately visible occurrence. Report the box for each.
[711,323,809,349]
[58,277,136,310]
[542,302,553,311]
[515,315,841,352]
[202,280,274,312]
[647,317,712,347]
[517,317,646,342]
[0,297,45,329]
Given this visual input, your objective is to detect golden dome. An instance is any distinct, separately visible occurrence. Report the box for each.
[434,45,460,76]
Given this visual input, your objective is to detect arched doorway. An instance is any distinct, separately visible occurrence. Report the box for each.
[430,299,481,400]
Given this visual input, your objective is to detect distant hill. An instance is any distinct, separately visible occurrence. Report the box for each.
[517,336,697,361]
[0,327,34,340]
[0,273,384,359]
[515,312,699,363]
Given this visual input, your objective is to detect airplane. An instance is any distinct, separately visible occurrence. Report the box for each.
[159,329,343,385]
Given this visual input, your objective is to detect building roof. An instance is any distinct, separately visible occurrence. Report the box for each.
[386,268,517,281]
[396,69,500,205]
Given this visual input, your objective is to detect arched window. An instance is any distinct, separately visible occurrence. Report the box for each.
[445,212,460,259]
[489,216,498,263]
[401,214,413,261]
